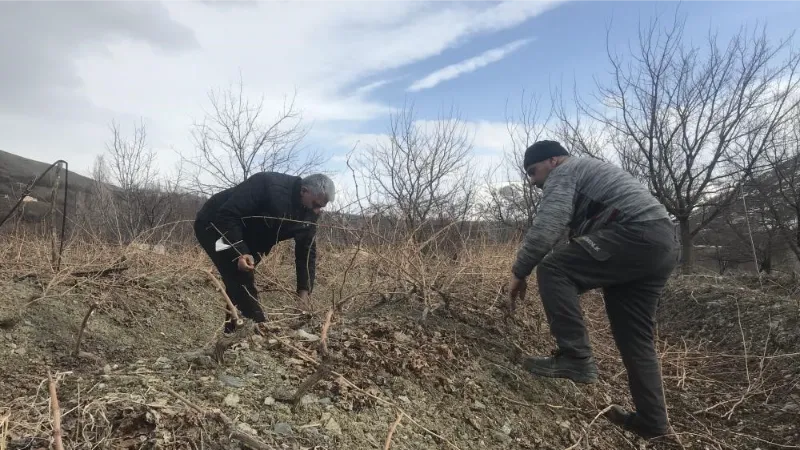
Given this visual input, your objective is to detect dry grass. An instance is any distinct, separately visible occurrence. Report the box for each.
[1,222,798,449]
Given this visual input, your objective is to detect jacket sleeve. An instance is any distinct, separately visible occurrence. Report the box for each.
[294,225,317,293]
[511,170,577,279]
[212,173,271,256]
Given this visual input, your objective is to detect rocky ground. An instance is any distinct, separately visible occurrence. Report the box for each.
[0,244,798,449]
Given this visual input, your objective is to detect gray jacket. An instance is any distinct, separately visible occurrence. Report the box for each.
[512,157,671,279]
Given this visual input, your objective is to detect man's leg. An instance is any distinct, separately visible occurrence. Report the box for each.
[194,220,266,333]
[603,278,671,435]
[523,220,677,383]
[218,265,267,332]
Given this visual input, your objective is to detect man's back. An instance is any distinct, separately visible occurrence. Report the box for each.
[547,157,671,237]
[196,171,299,223]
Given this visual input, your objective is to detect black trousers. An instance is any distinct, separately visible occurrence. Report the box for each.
[536,218,679,432]
[194,220,266,333]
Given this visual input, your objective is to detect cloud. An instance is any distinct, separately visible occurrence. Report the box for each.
[0,1,562,178]
[408,38,534,92]
[0,1,197,120]
[352,78,402,97]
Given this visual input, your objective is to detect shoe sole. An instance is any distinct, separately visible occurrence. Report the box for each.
[523,363,598,384]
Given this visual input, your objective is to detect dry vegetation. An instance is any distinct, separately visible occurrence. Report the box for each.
[0,223,799,450]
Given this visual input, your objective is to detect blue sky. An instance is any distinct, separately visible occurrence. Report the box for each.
[1,1,799,206]
[345,0,800,128]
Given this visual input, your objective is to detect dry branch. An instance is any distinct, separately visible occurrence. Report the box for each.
[73,301,99,357]
[318,308,333,356]
[291,308,335,408]
[213,322,253,364]
[70,260,129,278]
[384,411,404,450]
[47,370,65,450]
[205,268,244,329]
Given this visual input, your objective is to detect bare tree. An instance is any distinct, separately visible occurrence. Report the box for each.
[354,101,477,238]
[183,75,325,196]
[551,83,612,162]
[747,106,800,266]
[587,7,800,272]
[86,120,190,244]
[480,90,552,233]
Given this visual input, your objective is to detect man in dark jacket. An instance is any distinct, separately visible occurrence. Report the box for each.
[507,140,680,441]
[194,172,335,334]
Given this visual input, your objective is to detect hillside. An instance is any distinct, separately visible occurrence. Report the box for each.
[0,149,98,224]
[0,149,96,197]
[0,236,798,449]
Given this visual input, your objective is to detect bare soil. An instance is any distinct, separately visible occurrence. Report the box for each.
[1,246,798,450]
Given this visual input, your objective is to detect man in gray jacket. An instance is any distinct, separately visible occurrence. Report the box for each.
[508,140,680,440]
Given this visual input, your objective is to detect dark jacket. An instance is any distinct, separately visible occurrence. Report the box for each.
[195,172,319,293]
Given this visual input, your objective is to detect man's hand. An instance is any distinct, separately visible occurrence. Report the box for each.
[507,275,527,316]
[237,254,255,272]
[297,290,312,313]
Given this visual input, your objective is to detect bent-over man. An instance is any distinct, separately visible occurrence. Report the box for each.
[194,172,335,334]
[507,140,680,440]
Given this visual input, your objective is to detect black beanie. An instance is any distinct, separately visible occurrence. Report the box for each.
[523,140,570,168]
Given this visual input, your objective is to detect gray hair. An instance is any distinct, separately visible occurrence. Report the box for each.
[301,173,336,202]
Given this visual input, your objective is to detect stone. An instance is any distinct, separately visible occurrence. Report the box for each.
[237,423,258,435]
[492,430,512,443]
[219,374,246,388]
[782,402,799,412]
[471,400,486,410]
[468,416,482,431]
[324,418,342,435]
[300,394,318,405]
[264,396,276,406]
[223,393,240,407]
[273,422,293,436]
[272,387,294,401]
[295,329,320,342]
[393,331,411,343]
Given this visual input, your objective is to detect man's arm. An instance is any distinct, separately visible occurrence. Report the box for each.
[294,226,317,294]
[212,173,271,257]
[511,171,578,279]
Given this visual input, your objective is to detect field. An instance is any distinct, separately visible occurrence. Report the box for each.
[0,231,798,450]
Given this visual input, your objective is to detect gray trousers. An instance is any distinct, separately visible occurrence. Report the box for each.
[536,218,679,432]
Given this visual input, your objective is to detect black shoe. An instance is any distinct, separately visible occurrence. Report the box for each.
[605,405,675,441]
[522,349,598,384]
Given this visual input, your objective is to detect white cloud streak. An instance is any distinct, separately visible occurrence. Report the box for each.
[408,38,533,92]
[0,0,561,176]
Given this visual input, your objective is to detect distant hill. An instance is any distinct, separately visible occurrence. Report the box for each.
[0,149,100,224]
[0,149,96,195]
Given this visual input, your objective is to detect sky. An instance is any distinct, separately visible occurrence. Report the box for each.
[2,0,799,209]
